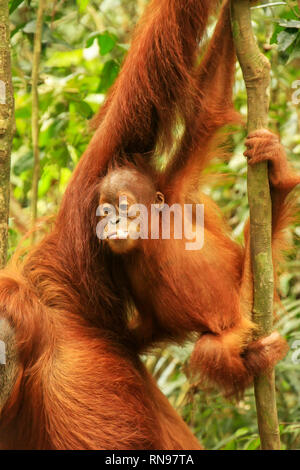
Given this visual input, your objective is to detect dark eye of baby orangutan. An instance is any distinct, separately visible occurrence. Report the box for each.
[98,167,161,254]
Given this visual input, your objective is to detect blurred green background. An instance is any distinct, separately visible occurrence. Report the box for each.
[8,0,300,450]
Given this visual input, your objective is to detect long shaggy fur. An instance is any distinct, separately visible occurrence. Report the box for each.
[0,0,299,450]
[0,0,222,450]
[98,3,298,400]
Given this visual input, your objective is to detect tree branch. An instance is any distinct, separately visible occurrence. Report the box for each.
[0,0,14,268]
[231,0,281,450]
[31,0,46,237]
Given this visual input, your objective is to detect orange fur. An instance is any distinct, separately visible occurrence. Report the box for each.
[0,0,220,450]
[0,0,298,450]
[98,4,298,399]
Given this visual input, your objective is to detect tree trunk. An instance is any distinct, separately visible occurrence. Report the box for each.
[0,0,14,268]
[231,0,281,450]
[31,0,46,235]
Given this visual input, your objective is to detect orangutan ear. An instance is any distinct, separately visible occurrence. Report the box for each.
[155,192,165,208]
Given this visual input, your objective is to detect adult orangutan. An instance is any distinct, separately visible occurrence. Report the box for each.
[0,0,298,450]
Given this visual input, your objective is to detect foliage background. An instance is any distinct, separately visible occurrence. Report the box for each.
[8,0,300,450]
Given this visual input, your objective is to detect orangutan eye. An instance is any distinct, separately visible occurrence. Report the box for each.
[99,204,114,216]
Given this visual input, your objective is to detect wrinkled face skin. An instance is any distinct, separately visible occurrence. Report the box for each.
[98,168,164,254]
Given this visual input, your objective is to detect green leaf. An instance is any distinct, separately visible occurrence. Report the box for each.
[71,101,93,119]
[67,144,79,166]
[98,32,117,55]
[279,20,300,29]
[9,0,24,14]
[271,10,300,44]
[38,165,60,198]
[23,19,36,34]
[59,168,72,193]
[98,60,119,93]
[287,47,300,64]
[235,427,249,438]
[13,151,33,176]
[86,32,117,55]
[224,441,236,450]
[15,106,31,119]
[277,30,298,52]
[76,0,89,14]
[279,273,293,297]
[86,33,100,48]
[45,50,83,67]
[244,438,260,450]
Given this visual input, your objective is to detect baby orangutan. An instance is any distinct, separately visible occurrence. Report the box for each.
[98,128,298,398]
[98,168,165,254]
